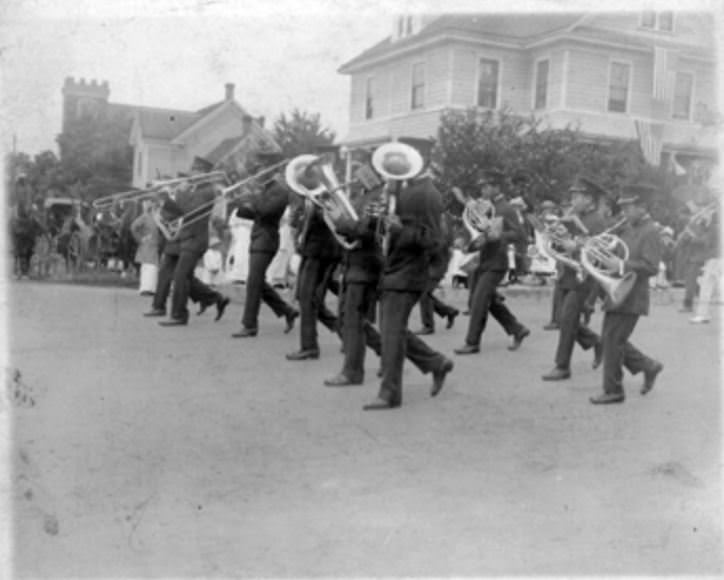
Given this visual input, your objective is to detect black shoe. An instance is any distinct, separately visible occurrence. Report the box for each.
[508,327,530,351]
[542,367,571,381]
[231,327,258,338]
[641,361,663,395]
[592,342,603,370]
[376,368,383,378]
[159,318,188,327]
[284,310,299,334]
[590,393,625,405]
[543,323,559,331]
[215,296,230,321]
[413,326,434,336]
[139,291,155,297]
[363,397,400,411]
[324,374,362,387]
[431,358,454,397]
[446,310,459,329]
[286,349,320,361]
[454,344,480,355]
[143,308,166,317]
[462,310,470,316]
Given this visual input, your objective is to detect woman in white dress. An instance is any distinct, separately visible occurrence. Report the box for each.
[266,206,294,288]
[226,207,253,283]
[130,200,161,295]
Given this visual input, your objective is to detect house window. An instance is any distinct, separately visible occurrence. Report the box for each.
[534,59,549,109]
[136,150,143,176]
[641,11,656,28]
[658,11,674,31]
[365,77,375,120]
[477,58,499,109]
[640,11,674,32]
[608,62,630,113]
[397,17,404,38]
[673,72,693,120]
[406,16,413,35]
[411,62,425,110]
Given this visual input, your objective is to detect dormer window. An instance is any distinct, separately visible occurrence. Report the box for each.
[393,14,420,40]
[640,11,674,32]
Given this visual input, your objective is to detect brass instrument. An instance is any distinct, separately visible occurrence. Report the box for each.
[285,155,363,250]
[580,221,636,307]
[676,200,718,246]
[462,198,501,251]
[370,142,425,256]
[91,171,228,211]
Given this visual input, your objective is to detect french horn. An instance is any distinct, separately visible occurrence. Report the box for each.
[580,230,636,307]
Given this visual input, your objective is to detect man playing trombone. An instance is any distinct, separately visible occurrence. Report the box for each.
[228,151,299,338]
[541,177,606,382]
[152,157,230,326]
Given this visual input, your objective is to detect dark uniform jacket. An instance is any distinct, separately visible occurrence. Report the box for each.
[605,215,661,316]
[558,208,607,290]
[292,202,342,262]
[164,183,215,254]
[334,189,384,285]
[231,178,289,255]
[477,194,526,272]
[381,176,443,292]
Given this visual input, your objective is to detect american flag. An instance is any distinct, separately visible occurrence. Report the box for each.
[635,120,664,166]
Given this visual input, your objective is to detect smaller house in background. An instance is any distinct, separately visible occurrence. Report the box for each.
[60,78,280,189]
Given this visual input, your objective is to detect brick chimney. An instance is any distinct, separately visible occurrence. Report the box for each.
[225,83,235,101]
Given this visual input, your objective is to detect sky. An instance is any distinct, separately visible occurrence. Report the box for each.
[0,0,721,157]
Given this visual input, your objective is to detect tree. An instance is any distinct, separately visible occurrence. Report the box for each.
[272,108,336,158]
[56,109,133,200]
[432,106,681,225]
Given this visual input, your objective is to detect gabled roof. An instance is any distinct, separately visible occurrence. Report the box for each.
[339,13,585,72]
[205,136,245,165]
[134,108,199,140]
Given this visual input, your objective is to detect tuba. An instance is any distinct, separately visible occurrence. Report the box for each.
[462,198,499,250]
[580,228,636,307]
[370,142,425,255]
[285,155,361,250]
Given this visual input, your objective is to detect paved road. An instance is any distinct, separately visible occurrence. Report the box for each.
[5,281,722,578]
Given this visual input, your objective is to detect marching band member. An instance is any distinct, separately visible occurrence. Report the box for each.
[589,183,663,405]
[323,181,384,386]
[454,168,531,356]
[414,211,460,335]
[286,160,342,361]
[153,157,230,327]
[363,138,454,411]
[228,151,299,338]
[678,189,716,313]
[541,178,605,382]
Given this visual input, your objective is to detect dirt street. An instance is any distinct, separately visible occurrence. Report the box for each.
[4,281,722,577]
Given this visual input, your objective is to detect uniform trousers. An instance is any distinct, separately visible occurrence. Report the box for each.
[297,256,339,351]
[419,277,457,330]
[171,249,220,321]
[378,290,448,405]
[339,281,379,382]
[554,286,600,369]
[601,311,657,395]
[242,251,295,330]
[683,260,706,308]
[549,279,563,324]
[153,251,217,318]
[465,270,525,346]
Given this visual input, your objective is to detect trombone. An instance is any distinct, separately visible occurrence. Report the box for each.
[155,159,290,241]
[91,171,228,211]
